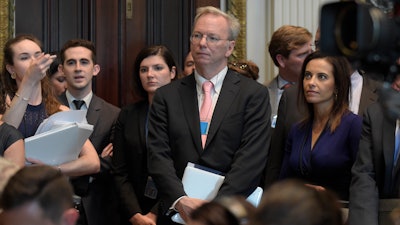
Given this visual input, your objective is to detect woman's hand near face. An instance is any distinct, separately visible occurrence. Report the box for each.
[3,53,57,128]
[22,53,56,84]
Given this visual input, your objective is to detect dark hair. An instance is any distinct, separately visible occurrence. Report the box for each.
[268,25,312,67]
[133,45,179,100]
[59,39,96,64]
[228,60,259,80]
[190,196,255,225]
[0,165,75,224]
[0,34,61,115]
[297,51,351,132]
[1,34,42,97]
[252,179,343,225]
[48,52,62,78]
[0,81,7,114]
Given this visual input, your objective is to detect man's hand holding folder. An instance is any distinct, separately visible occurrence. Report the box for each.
[171,163,263,224]
[175,197,207,222]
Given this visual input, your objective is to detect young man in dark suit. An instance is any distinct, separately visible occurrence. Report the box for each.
[147,6,271,224]
[265,25,313,127]
[58,39,121,225]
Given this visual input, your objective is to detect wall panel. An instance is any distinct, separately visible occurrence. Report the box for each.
[93,0,119,105]
[121,0,147,105]
[13,0,221,107]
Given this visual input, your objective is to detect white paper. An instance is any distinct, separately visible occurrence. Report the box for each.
[25,110,93,166]
[35,110,88,134]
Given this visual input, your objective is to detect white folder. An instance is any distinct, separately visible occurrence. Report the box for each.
[171,162,263,224]
[181,162,225,200]
[25,122,93,166]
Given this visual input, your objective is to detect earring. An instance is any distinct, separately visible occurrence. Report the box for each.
[10,72,16,79]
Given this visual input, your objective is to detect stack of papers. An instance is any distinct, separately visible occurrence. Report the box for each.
[25,110,93,166]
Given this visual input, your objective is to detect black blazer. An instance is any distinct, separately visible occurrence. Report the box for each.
[112,101,158,220]
[147,70,271,213]
[264,76,380,188]
[59,93,120,169]
[59,93,121,225]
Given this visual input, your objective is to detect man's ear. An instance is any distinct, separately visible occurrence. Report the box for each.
[61,208,79,225]
[225,40,235,58]
[276,54,286,68]
[93,64,100,77]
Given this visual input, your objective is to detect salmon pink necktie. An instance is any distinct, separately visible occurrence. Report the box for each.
[200,81,213,148]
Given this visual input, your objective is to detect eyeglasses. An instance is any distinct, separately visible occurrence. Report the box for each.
[190,32,230,45]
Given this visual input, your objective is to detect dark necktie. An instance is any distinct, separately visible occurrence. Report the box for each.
[73,100,85,110]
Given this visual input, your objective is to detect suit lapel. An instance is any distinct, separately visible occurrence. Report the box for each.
[179,77,203,152]
[87,95,101,127]
[267,77,279,114]
[383,116,396,170]
[359,77,379,116]
[58,92,69,106]
[205,71,240,147]
[138,102,149,146]
[386,117,400,196]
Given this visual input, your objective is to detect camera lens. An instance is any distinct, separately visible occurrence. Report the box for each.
[335,4,358,57]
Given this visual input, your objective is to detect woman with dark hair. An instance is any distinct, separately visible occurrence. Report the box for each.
[0,34,57,166]
[0,34,64,136]
[0,34,99,176]
[112,45,178,225]
[279,51,362,201]
[47,53,67,96]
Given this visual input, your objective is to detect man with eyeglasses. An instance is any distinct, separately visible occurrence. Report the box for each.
[147,6,271,224]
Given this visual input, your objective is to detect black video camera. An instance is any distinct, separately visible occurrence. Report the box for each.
[320,0,400,81]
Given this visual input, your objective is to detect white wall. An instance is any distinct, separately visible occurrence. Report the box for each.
[246,0,267,84]
[246,0,338,84]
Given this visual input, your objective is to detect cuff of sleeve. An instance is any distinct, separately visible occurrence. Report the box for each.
[166,196,186,215]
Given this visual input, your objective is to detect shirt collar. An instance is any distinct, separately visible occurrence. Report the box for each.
[350,70,363,84]
[66,90,93,109]
[194,66,228,95]
[277,75,294,89]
